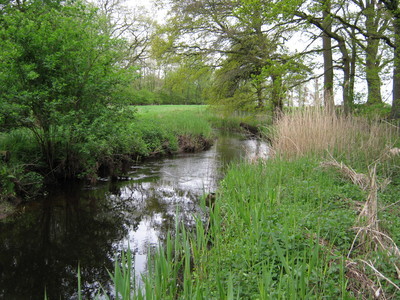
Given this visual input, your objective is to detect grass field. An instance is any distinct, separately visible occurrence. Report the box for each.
[136,104,207,115]
[135,105,213,138]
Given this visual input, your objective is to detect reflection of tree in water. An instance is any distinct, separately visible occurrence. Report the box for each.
[116,181,204,249]
[0,184,141,299]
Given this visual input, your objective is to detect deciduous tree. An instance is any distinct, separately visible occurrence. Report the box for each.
[0,0,134,173]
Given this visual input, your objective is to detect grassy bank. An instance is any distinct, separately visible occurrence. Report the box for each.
[135,105,214,152]
[107,108,400,299]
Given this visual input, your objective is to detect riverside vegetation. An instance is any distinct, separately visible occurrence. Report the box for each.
[2,0,400,298]
[2,104,399,298]
[0,105,265,215]
[0,106,216,216]
[100,108,400,299]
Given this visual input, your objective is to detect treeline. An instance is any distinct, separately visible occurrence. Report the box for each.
[2,0,400,201]
[2,0,399,118]
[127,57,211,105]
[153,0,399,117]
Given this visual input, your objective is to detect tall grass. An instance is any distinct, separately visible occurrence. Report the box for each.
[271,108,397,165]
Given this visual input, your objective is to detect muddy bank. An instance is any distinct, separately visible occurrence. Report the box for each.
[178,134,214,152]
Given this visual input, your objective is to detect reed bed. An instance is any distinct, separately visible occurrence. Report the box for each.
[271,108,397,165]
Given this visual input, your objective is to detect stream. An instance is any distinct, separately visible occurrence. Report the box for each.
[0,132,268,299]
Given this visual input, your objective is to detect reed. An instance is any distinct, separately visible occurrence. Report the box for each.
[271,108,397,166]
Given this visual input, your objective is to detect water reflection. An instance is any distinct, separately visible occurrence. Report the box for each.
[0,133,268,299]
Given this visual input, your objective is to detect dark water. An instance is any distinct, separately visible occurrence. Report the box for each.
[0,133,268,299]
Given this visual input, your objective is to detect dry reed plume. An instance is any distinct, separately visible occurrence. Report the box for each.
[271,108,395,161]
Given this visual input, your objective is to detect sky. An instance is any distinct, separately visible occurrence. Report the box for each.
[125,0,167,23]
[128,0,153,9]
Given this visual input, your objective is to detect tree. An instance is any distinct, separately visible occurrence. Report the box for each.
[322,0,335,112]
[157,0,306,114]
[267,0,392,113]
[0,0,134,174]
[379,0,400,118]
[295,0,354,114]
[328,0,391,106]
[362,0,389,104]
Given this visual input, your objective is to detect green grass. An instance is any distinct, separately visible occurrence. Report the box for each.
[101,154,400,299]
[188,157,358,299]
[135,105,213,138]
[136,104,207,115]
[101,155,399,299]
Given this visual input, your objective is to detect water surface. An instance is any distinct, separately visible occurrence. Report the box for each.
[0,133,268,299]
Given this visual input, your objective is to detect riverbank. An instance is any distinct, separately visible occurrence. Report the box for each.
[120,109,400,299]
[0,105,266,218]
[0,106,216,217]
[0,123,269,299]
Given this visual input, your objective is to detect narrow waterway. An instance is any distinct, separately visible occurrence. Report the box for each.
[0,133,268,299]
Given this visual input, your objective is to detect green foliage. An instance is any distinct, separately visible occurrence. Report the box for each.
[132,58,212,106]
[0,163,16,197]
[0,0,135,174]
[195,158,356,298]
[0,162,43,201]
[353,102,392,119]
[103,156,366,298]
[131,89,159,105]
[0,129,43,199]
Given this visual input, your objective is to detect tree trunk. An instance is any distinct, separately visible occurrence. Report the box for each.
[322,2,335,112]
[366,40,383,104]
[350,27,357,105]
[391,16,400,118]
[256,81,264,109]
[338,39,352,115]
[271,74,283,116]
[365,0,383,104]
